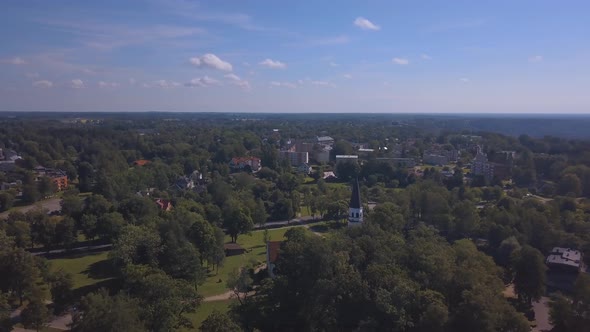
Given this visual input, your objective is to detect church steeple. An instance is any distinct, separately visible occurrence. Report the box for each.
[348,178,363,226]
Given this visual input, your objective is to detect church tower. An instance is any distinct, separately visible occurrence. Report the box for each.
[348,178,363,226]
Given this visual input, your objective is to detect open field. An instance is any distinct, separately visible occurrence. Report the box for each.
[49,251,113,290]
[198,227,292,297]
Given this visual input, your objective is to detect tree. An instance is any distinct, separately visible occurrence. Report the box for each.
[96,212,125,241]
[109,225,162,267]
[38,176,57,198]
[513,245,547,306]
[223,205,253,243]
[0,192,14,212]
[200,311,242,332]
[252,198,268,227]
[0,292,13,332]
[20,289,49,332]
[49,269,73,314]
[70,289,144,332]
[549,274,590,331]
[558,173,582,196]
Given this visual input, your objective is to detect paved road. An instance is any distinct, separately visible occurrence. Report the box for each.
[0,197,62,219]
[532,297,552,332]
[30,244,112,256]
[254,216,316,229]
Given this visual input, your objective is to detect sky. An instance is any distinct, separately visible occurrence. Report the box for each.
[1,0,589,113]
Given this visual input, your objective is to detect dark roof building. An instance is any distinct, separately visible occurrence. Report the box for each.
[348,178,363,226]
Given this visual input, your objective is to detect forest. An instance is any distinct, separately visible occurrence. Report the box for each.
[1,113,590,331]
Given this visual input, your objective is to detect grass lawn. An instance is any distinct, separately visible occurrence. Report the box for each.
[49,251,112,289]
[198,227,294,297]
[182,299,236,331]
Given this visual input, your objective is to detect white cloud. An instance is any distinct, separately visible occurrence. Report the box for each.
[32,80,53,88]
[270,81,297,88]
[342,74,352,79]
[70,79,85,88]
[529,55,543,63]
[460,78,470,83]
[259,59,287,69]
[129,78,136,85]
[329,62,339,67]
[3,57,27,65]
[184,76,220,87]
[190,53,233,71]
[98,81,120,88]
[354,17,380,31]
[143,80,181,88]
[224,74,250,90]
[392,58,409,65]
[311,80,335,87]
[421,54,432,60]
[25,72,40,78]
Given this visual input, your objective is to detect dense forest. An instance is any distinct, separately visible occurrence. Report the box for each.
[1,113,590,331]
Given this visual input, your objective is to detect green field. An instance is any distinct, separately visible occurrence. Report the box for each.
[49,251,112,289]
[182,299,236,331]
[198,227,292,297]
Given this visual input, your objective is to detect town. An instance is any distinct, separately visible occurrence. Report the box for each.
[1,113,589,331]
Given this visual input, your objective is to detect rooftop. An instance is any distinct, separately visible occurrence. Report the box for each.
[546,247,581,268]
[267,241,282,263]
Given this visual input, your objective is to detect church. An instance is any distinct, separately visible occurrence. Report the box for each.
[348,178,363,226]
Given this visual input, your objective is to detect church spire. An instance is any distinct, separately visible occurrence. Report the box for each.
[348,178,363,226]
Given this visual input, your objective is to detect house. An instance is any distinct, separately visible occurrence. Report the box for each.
[224,243,246,256]
[297,163,312,174]
[335,155,359,164]
[175,176,195,190]
[133,159,150,167]
[266,241,282,278]
[323,171,337,180]
[546,247,584,292]
[155,198,173,212]
[314,147,331,163]
[33,166,68,191]
[229,157,261,172]
[546,247,582,273]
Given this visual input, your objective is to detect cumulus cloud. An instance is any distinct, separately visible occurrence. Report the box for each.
[70,79,85,88]
[33,80,53,88]
[224,74,250,90]
[98,81,120,88]
[329,62,339,67]
[342,74,352,79]
[2,57,26,65]
[25,72,40,78]
[189,53,233,71]
[270,81,297,88]
[259,59,287,69]
[421,54,432,60]
[392,58,409,65]
[311,80,335,87]
[184,76,220,87]
[143,80,181,88]
[460,78,470,83]
[529,55,543,63]
[354,17,380,31]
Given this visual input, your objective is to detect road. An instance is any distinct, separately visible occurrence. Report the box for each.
[254,216,316,229]
[0,197,62,219]
[30,244,112,256]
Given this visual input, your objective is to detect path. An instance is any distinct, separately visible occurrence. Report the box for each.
[532,297,552,332]
[0,197,62,219]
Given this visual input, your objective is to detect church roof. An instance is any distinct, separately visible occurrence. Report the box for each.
[349,179,362,209]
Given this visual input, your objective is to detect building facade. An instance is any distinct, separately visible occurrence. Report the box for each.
[348,179,363,227]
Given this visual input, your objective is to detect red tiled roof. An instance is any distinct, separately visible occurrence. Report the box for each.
[267,241,282,263]
[133,159,150,166]
[155,198,173,211]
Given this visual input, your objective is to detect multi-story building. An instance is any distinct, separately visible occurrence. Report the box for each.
[34,166,69,191]
[471,147,494,181]
[279,150,309,166]
[423,153,449,166]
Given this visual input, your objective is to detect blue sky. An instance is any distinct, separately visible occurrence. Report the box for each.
[1,0,589,113]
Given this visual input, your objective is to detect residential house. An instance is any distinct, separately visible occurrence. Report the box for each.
[229,157,262,172]
[297,163,312,174]
[175,176,195,190]
[133,159,150,167]
[546,247,584,292]
[224,243,246,256]
[34,166,68,191]
[155,198,173,212]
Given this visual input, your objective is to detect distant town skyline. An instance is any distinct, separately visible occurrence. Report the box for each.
[1,0,589,113]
